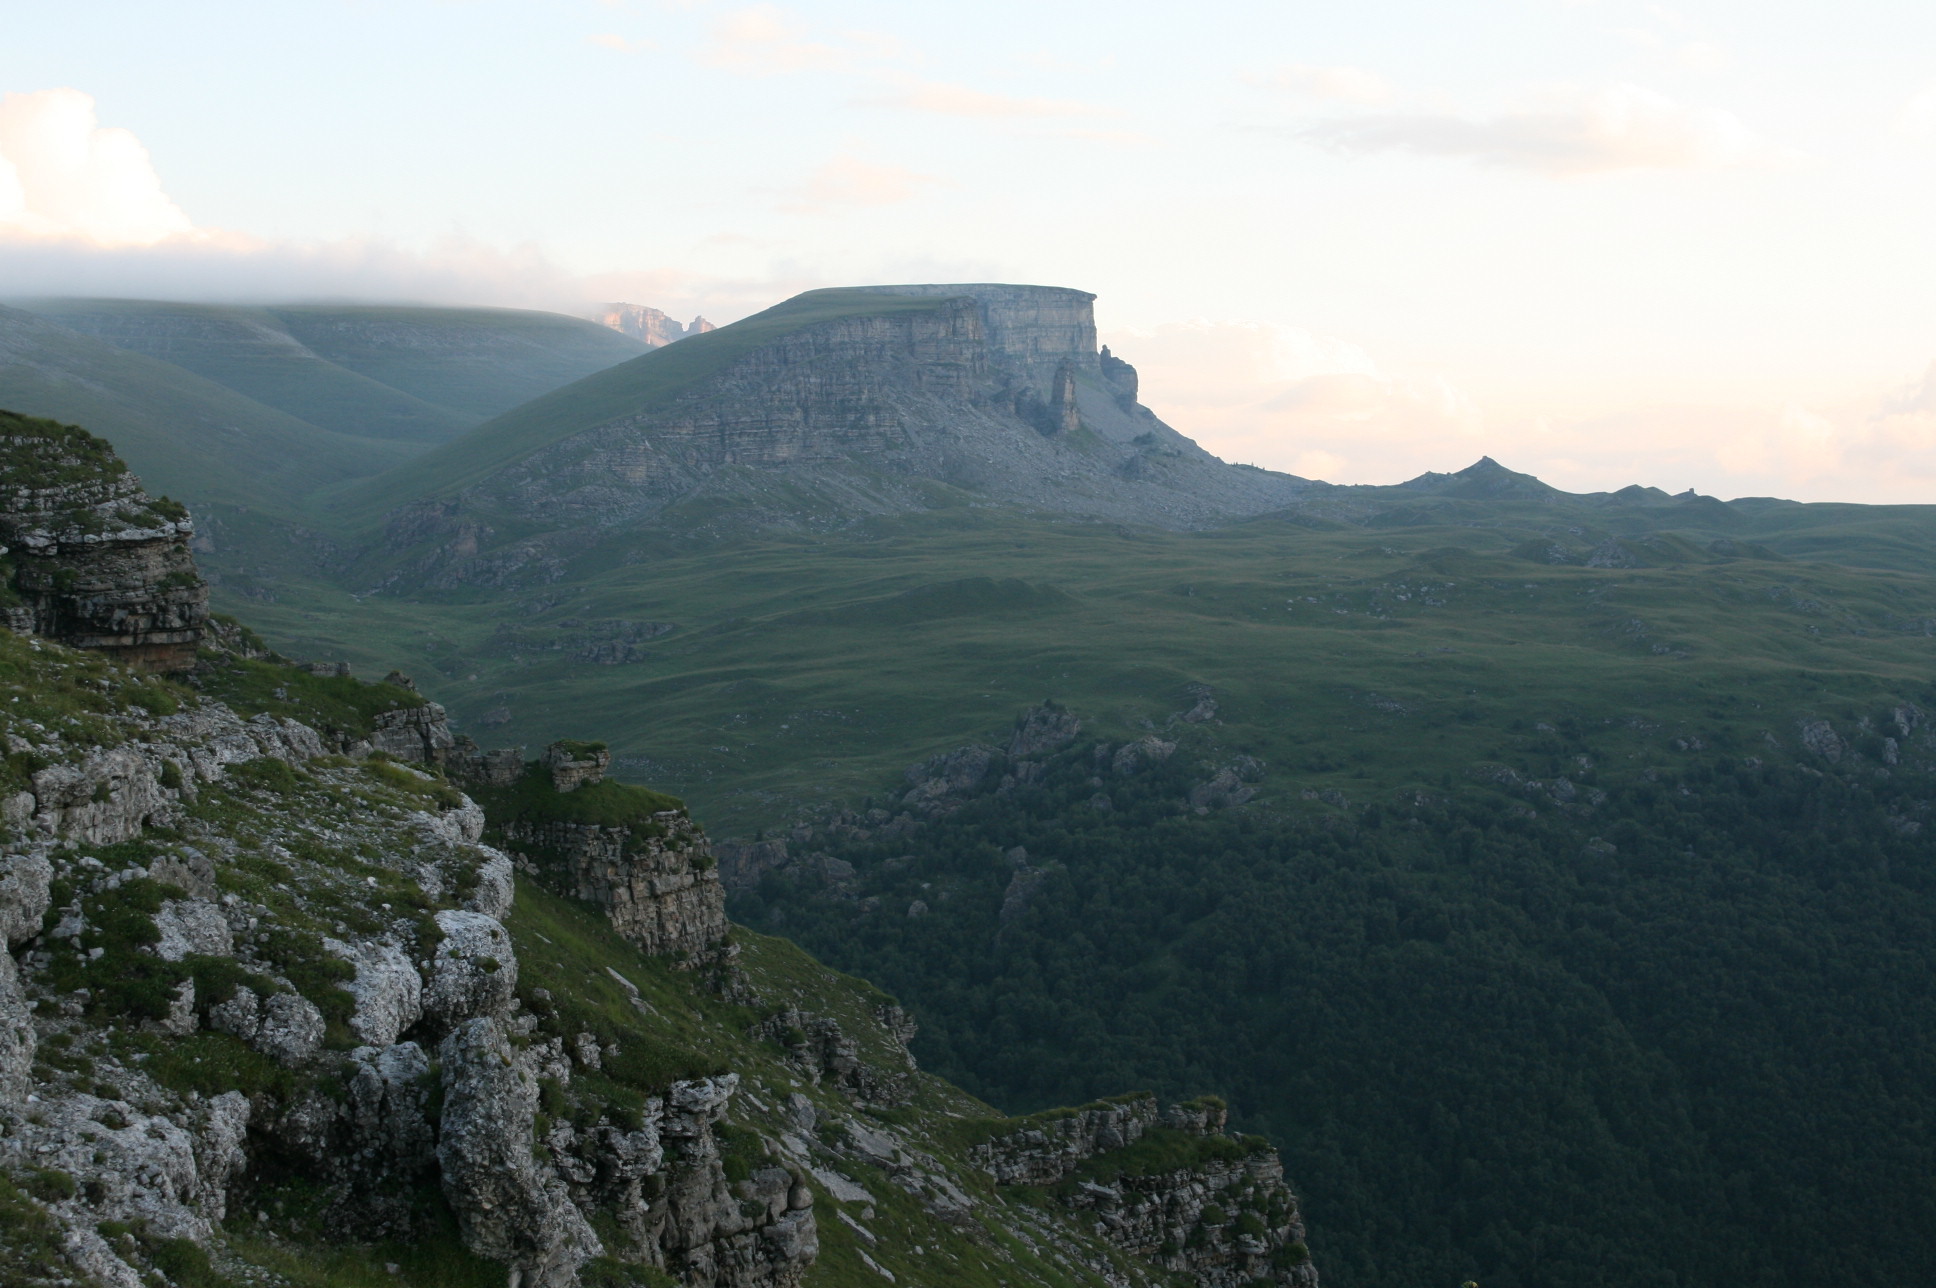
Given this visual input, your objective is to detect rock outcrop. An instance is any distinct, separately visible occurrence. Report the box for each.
[440,1017,604,1287]
[0,409,207,669]
[499,808,730,961]
[0,636,819,1288]
[973,1095,1319,1288]
[593,303,715,348]
[545,739,613,792]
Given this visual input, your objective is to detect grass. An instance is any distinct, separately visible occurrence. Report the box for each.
[0,1173,89,1285]
[269,303,646,423]
[193,652,427,740]
[14,299,476,445]
[472,762,683,833]
[227,505,1936,833]
[0,308,414,516]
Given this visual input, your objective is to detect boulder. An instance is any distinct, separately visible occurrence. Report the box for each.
[423,910,517,1028]
[255,991,326,1066]
[326,937,425,1048]
[438,1018,602,1288]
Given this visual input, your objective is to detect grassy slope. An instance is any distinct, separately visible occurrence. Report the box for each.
[331,290,953,525]
[0,305,412,513]
[15,299,476,443]
[226,507,1936,833]
[270,305,648,422]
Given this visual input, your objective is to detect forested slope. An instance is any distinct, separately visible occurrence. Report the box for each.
[731,706,1936,1288]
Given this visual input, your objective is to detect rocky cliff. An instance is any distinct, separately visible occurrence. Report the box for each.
[594,303,717,348]
[472,741,734,962]
[0,632,817,1288]
[0,623,1324,1288]
[0,425,1323,1288]
[0,409,207,671]
[972,1094,1318,1288]
[362,284,1311,590]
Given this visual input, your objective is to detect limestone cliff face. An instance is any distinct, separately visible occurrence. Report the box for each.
[481,297,992,525]
[595,303,716,348]
[0,410,207,670]
[479,742,734,963]
[862,282,1100,396]
[501,810,731,961]
[0,639,815,1288]
[973,1095,1319,1288]
[379,285,1312,588]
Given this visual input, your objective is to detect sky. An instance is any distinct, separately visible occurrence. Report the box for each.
[3,0,1936,502]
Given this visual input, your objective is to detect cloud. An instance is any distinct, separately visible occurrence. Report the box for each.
[1111,328,1936,502]
[861,76,1109,119]
[1257,64,1394,105]
[589,33,654,54]
[1107,320,1482,480]
[0,231,591,309]
[1300,83,1775,176]
[1671,42,1732,74]
[0,88,193,245]
[699,5,866,76]
[1895,86,1936,141]
[773,155,944,213]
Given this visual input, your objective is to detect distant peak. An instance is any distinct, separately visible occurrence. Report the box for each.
[1398,456,1557,499]
[591,302,710,347]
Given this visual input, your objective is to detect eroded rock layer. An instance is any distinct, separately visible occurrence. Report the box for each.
[0,410,207,670]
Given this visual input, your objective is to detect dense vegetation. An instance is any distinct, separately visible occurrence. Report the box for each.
[731,720,1936,1288]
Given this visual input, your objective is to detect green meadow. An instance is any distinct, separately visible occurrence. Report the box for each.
[229,504,1936,832]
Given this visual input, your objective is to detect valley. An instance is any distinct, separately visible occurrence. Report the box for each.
[4,281,1936,1288]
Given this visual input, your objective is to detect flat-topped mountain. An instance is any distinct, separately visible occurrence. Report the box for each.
[347,284,1313,583]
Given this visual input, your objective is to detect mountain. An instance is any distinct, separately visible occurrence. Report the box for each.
[15,299,650,441]
[339,284,1313,581]
[0,304,415,512]
[0,413,1323,1288]
[594,303,717,348]
[14,278,1936,1287]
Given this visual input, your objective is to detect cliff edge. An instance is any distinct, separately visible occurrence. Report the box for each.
[352,284,1311,589]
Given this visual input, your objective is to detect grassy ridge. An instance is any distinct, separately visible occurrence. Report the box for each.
[16,299,476,443]
[331,289,954,524]
[0,305,414,514]
[270,304,647,422]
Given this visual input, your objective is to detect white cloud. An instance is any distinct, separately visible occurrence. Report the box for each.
[1107,320,1482,481]
[699,5,867,76]
[589,33,654,54]
[860,76,1107,119]
[1257,64,1394,105]
[1672,42,1732,74]
[0,231,586,308]
[0,89,193,245]
[1300,83,1776,176]
[774,155,944,213]
[1895,86,1936,141]
[691,9,1106,121]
